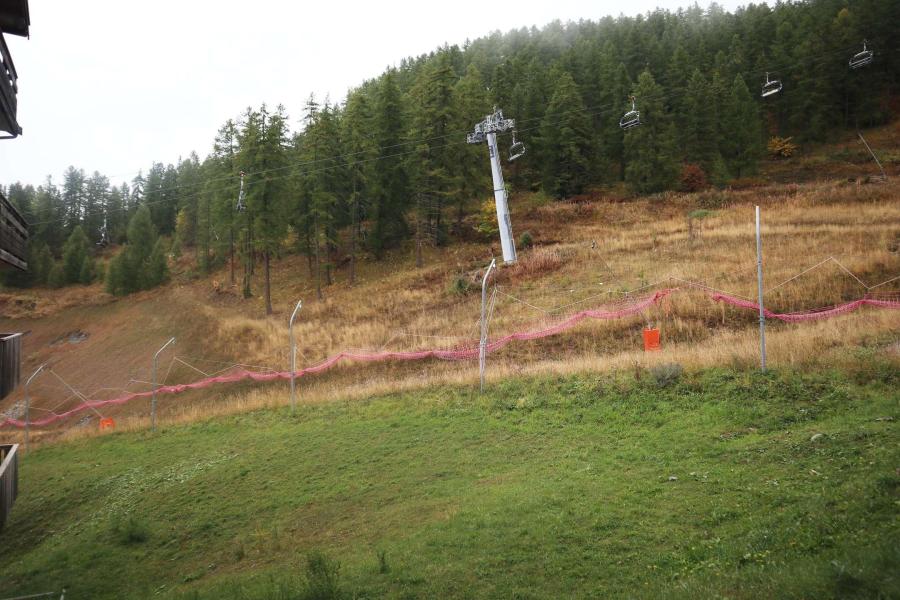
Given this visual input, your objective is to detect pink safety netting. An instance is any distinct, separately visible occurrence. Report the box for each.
[710,293,900,323]
[1,290,672,429]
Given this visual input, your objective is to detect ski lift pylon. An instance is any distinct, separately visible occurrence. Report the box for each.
[761,72,782,98]
[619,96,641,130]
[96,218,109,247]
[849,40,873,70]
[508,130,525,162]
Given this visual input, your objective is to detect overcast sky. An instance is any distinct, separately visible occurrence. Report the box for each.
[1,0,748,187]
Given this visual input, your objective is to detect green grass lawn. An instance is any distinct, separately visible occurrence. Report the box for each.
[1,364,897,599]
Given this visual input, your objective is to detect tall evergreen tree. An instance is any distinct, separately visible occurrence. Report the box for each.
[106,205,166,296]
[721,74,763,178]
[369,69,410,257]
[341,90,376,285]
[451,64,491,230]
[624,70,679,194]
[540,71,594,199]
[62,226,91,285]
[410,51,457,246]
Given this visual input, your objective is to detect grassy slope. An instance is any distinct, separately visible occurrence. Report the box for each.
[1,365,897,599]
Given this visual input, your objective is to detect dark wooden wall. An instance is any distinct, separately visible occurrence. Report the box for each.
[0,443,19,531]
[0,332,21,400]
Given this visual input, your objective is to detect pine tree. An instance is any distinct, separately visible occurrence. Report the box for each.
[208,120,240,282]
[62,226,91,285]
[106,185,127,244]
[79,255,95,285]
[624,70,679,194]
[540,71,594,199]
[722,74,763,178]
[48,262,66,289]
[451,64,491,230]
[33,244,53,285]
[296,97,342,300]
[106,205,164,296]
[410,51,457,246]
[61,167,85,237]
[341,90,376,285]
[83,171,110,243]
[681,69,723,179]
[147,238,169,288]
[175,154,202,248]
[369,69,410,258]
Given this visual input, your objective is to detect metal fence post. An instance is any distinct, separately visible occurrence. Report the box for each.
[152,337,176,431]
[480,259,497,392]
[756,206,767,371]
[289,300,302,413]
[22,364,45,453]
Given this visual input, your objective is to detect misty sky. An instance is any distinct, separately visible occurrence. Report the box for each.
[1,0,748,187]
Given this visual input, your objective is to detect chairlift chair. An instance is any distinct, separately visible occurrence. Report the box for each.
[235,171,247,212]
[508,130,526,162]
[849,40,873,69]
[761,72,782,98]
[619,96,641,130]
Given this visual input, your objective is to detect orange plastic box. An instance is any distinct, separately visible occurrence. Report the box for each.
[643,328,661,351]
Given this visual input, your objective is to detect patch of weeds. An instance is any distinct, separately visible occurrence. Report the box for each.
[649,363,683,388]
[377,549,390,574]
[697,189,729,209]
[300,551,343,600]
[111,515,149,546]
[449,275,474,296]
[842,347,899,386]
[233,541,246,562]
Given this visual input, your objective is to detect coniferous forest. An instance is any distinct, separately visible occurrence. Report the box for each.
[2,0,897,309]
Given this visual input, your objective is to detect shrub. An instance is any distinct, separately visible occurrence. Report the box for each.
[475,197,499,237]
[650,363,683,388]
[449,274,474,296]
[519,231,534,249]
[768,136,798,158]
[680,163,708,192]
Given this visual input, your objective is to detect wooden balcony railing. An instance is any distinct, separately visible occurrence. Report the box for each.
[0,190,27,270]
[0,31,20,137]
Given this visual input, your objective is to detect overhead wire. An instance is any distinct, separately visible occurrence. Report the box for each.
[23,43,897,230]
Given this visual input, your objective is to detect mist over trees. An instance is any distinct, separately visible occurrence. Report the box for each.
[3,0,896,300]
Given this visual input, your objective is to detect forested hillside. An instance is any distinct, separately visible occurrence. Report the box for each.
[2,0,897,307]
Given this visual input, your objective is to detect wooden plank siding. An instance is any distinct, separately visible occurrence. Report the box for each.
[0,443,19,531]
[0,189,27,270]
[0,332,21,399]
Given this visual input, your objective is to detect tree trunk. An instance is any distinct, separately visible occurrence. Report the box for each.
[229,226,235,285]
[325,235,333,286]
[242,227,252,298]
[264,250,273,315]
[314,216,323,300]
[248,219,255,275]
[349,194,357,286]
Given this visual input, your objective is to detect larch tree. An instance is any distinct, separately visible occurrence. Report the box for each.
[539,71,594,199]
[624,70,679,194]
[369,69,410,258]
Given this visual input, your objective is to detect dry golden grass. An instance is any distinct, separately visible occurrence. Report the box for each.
[2,173,899,446]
